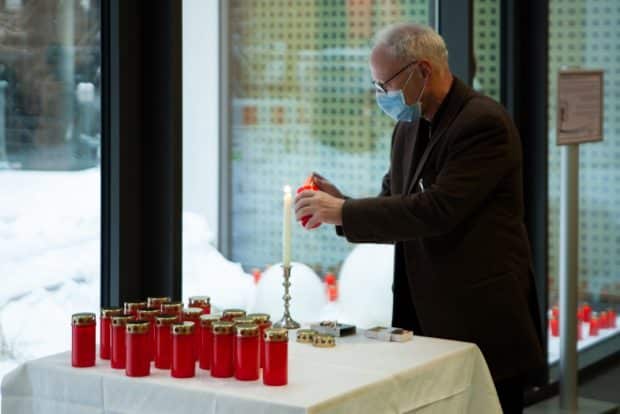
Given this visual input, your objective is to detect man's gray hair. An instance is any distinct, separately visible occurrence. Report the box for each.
[373,23,449,71]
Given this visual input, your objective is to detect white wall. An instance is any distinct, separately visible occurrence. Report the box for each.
[182,0,219,243]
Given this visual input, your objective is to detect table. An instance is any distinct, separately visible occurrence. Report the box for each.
[1,333,501,414]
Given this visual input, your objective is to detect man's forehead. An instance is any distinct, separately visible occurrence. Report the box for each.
[370,45,409,79]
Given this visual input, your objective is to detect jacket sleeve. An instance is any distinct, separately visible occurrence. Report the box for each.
[339,115,519,243]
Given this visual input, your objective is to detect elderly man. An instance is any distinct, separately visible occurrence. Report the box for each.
[294,23,545,414]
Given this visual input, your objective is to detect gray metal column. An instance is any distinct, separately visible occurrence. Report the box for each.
[559,144,579,410]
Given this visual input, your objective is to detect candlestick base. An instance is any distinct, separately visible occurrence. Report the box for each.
[273,265,301,330]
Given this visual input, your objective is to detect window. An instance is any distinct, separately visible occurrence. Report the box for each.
[0,0,101,395]
[183,0,432,326]
[547,0,620,362]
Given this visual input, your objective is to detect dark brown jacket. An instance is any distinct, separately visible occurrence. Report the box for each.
[337,77,545,383]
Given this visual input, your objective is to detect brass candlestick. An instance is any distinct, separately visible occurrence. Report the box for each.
[273,264,300,330]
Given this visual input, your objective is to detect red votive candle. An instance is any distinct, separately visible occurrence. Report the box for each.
[147,296,171,309]
[154,314,178,369]
[183,307,203,361]
[599,311,609,329]
[232,317,256,370]
[235,323,260,381]
[296,175,321,229]
[100,307,122,360]
[211,321,235,378]
[126,320,151,377]
[171,321,196,378]
[72,312,96,368]
[124,301,147,318]
[189,296,211,315]
[550,317,559,337]
[161,301,183,321]
[248,313,271,368]
[137,308,160,361]
[199,314,221,370]
[582,303,592,322]
[608,308,617,329]
[263,328,288,386]
[552,306,559,320]
[590,313,599,337]
[222,309,246,322]
[111,314,133,369]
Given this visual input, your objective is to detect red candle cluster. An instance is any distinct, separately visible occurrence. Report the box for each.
[550,304,619,340]
[74,301,288,387]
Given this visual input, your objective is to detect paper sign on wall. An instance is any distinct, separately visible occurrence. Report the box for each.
[557,69,604,145]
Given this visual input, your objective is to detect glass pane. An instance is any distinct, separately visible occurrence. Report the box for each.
[0,0,101,396]
[183,0,431,326]
[547,0,620,362]
[472,0,501,101]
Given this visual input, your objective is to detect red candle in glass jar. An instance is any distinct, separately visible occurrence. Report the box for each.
[147,296,171,309]
[189,296,211,315]
[222,309,246,322]
[154,314,178,369]
[582,303,592,322]
[589,314,599,337]
[111,314,133,369]
[550,317,559,337]
[232,317,256,369]
[248,313,271,369]
[137,308,159,361]
[211,321,235,378]
[124,301,147,318]
[296,176,321,229]
[171,321,196,378]
[183,307,203,361]
[235,323,260,381]
[263,328,288,386]
[608,308,617,329]
[599,311,609,329]
[161,301,184,321]
[100,307,122,360]
[552,306,559,320]
[126,320,151,377]
[72,312,96,368]
[199,314,221,370]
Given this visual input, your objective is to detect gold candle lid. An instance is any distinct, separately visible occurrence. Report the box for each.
[212,321,235,335]
[264,328,289,342]
[171,321,195,335]
[155,314,179,326]
[313,333,336,348]
[296,329,317,343]
[72,312,96,326]
[236,323,259,337]
[189,296,211,307]
[124,301,147,313]
[147,297,171,308]
[232,317,256,326]
[247,313,271,323]
[161,301,183,313]
[200,314,221,327]
[111,314,134,326]
[137,308,160,319]
[183,307,203,319]
[223,309,246,319]
[126,320,150,334]
[100,307,123,318]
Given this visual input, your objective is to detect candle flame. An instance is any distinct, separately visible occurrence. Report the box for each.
[283,185,292,194]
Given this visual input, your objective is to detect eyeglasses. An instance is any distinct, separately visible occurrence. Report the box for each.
[372,60,418,94]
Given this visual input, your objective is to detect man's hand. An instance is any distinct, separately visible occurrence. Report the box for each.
[311,172,345,199]
[294,190,345,229]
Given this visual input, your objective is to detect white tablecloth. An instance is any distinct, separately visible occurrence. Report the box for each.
[1,333,501,414]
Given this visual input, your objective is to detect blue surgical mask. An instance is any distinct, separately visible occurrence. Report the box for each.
[375,72,426,122]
